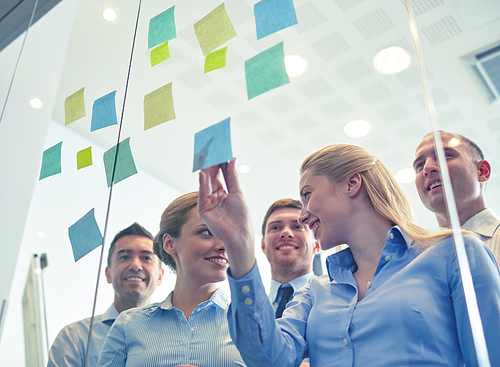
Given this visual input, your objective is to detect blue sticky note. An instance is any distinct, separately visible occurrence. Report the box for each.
[103,137,138,187]
[255,0,298,40]
[91,91,117,132]
[148,6,176,49]
[68,208,103,262]
[39,141,62,180]
[193,118,232,172]
[245,42,290,99]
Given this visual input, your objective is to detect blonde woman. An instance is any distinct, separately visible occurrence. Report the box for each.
[98,192,245,367]
[198,145,500,367]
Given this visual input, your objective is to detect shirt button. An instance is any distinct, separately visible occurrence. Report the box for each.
[366,281,372,288]
[244,298,253,305]
[389,233,394,240]
[242,285,250,293]
[385,255,391,262]
[343,338,348,346]
[190,327,194,332]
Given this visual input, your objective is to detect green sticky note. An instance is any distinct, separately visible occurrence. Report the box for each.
[204,47,227,73]
[39,141,62,180]
[77,146,92,170]
[245,42,289,99]
[144,82,176,130]
[194,3,237,56]
[103,137,138,187]
[151,41,170,67]
[148,6,176,49]
[64,87,86,125]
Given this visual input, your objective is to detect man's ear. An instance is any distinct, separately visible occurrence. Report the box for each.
[261,238,266,252]
[163,233,176,256]
[346,172,362,197]
[312,241,320,255]
[156,268,165,286]
[105,267,112,284]
[478,159,491,182]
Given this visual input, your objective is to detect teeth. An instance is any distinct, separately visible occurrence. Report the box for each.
[279,245,296,250]
[207,258,228,264]
[126,277,143,281]
[429,182,442,190]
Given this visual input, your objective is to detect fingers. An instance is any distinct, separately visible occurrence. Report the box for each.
[225,159,243,195]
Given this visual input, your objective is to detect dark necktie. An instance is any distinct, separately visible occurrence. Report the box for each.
[275,285,294,318]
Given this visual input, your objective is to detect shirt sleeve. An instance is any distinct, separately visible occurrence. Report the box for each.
[227,264,309,367]
[450,235,500,366]
[96,313,128,367]
[47,325,85,367]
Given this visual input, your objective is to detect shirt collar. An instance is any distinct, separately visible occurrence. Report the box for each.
[462,208,500,238]
[269,272,313,303]
[102,303,120,324]
[160,288,229,311]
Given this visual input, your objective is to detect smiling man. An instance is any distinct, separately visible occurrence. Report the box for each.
[47,223,164,367]
[261,199,320,319]
[413,131,500,262]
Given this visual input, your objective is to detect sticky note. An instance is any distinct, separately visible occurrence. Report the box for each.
[39,141,62,180]
[148,6,177,49]
[194,3,237,56]
[64,87,86,125]
[77,146,92,170]
[91,91,117,132]
[204,47,227,73]
[144,82,175,130]
[245,42,290,99]
[254,0,298,40]
[193,117,232,172]
[103,137,138,187]
[151,41,170,67]
[68,208,103,262]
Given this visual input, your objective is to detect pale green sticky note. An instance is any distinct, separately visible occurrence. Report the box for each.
[194,3,237,56]
[77,146,92,170]
[39,141,62,180]
[64,87,86,126]
[204,47,227,73]
[151,41,170,67]
[144,82,176,130]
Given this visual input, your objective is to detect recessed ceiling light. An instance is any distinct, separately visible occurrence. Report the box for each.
[29,98,43,109]
[285,55,307,77]
[373,46,411,75]
[344,120,371,138]
[395,168,415,183]
[239,165,250,174]
[103,9,117,22]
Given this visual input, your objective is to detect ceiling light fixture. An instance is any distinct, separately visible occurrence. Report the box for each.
[103,9,117,22]
[373,46,411,75]
[29,98,43,109]
[239,165,250,174]
[285,55,307,77]
[395,168,416,183]
[344,120,371,138]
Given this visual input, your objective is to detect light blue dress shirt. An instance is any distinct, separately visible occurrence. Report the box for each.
[97,289,245,367]
[228,227,500,367]
[47,304,119,367]
[268,272,313,312]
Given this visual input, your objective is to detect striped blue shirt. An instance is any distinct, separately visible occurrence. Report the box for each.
[97,289,245,367]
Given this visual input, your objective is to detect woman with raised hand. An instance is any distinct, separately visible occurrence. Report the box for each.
[198,146,500,367]
[97,192,245,367]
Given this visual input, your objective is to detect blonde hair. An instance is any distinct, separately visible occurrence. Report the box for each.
[153,192,198,271]
[301,144,452,246]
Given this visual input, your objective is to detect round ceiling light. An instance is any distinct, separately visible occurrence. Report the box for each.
[344,120,371,138]
[395,168,416,183]
[373,46,411,75]
[239,165,250,174]
[103,9,117,21]
[29,98,43,109]
[285,55,307,77]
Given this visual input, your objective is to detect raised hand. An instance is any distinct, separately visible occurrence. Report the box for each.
[198,159,255,278]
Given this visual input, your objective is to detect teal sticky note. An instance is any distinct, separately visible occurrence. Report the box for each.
[245,42,290,99]
[193,118,232,172]
[148,6,176,49]
[39,141,62,180]
[255,0,298,40]
[68,208,103,262]
[103,137,138,187]
[91,91,117,132]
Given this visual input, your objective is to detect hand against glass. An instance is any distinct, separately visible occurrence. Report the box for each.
[198,159,255,278]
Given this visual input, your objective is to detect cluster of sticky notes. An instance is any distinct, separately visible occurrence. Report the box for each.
[149,6,176,67]
[254,0,298,40]
[193,117,232,172]
[68,208,103,262]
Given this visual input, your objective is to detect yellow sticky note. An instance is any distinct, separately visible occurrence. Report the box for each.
[151,41,170,67]
[64,87,86,126]
[77,146,92,170]
[204,47,227,73]
[194,3,237,56]
[144,82,176,130]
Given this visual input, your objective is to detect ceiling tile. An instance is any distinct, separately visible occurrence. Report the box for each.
[225,0,254,27]
[286,114,320,133]
[335,57,374,83]
[421,14,463,46]
[396,66,434,89]
[333,0,368,12]
[436,108,466,127]
[310,31,352,61]
[321,98,355,119]
[295,1,328,35]
[233,109,264,129]
[177,65,213,90]
[400,0,445,17]
[256,128,287,146]
[377,104,411,124]
[297,77,334,100]
[352,8,395,41]
[205,89,240,110]
[486,117,500,133]
[357,81,393,104]
[263,94,298,115]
